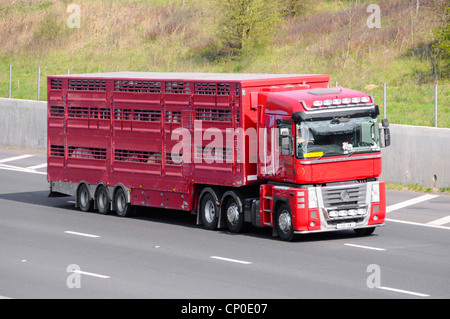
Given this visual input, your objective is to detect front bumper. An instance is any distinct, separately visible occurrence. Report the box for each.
[291,181,386,233]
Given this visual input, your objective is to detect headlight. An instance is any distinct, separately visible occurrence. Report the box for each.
[308,188,318,209]
[338,210,347,217]
[357,208,366,215]
[371,182,380,203]
[329,211,338,218]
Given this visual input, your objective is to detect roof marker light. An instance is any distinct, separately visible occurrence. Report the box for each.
[352,97,361,103]
[323,100,332,106]
[342,98,351,104]
[361,96,370,103]
[333,99,341,105]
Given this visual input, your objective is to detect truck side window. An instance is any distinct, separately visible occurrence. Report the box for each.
[277,119,293,156]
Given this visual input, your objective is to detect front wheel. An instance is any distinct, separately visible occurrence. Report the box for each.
[276,203,294,242]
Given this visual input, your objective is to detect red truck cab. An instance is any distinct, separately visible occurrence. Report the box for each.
[254,86,390,240]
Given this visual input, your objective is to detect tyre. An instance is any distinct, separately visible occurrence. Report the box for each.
[77,184,93,212]
[200,192,219,230]
[354,227,375,236]
[224,194,244,233]
[96,185,110,215]
[276,203,294,242]
[114,187,135,217]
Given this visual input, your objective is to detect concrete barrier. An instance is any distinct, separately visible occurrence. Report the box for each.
[0,98,47,150]
[380,124,449,189]
[0,98,448,188]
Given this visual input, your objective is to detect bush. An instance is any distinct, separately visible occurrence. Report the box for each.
[215,0,282,54]
[34,13,63,42]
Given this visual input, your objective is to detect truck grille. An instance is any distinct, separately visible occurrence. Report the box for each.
[322,184,367,208]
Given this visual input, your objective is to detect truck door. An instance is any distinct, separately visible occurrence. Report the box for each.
[276,119,295,181]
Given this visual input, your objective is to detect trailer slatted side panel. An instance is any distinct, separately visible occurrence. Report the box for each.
[47,75,246,210]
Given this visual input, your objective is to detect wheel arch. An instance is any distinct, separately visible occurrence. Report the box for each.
[113,183,130,204]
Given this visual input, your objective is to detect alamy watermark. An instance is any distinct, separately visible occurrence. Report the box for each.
[66,264,82,288]
[169,121,282,174]
[366,4,381,29]
[366,264,381,288]
[66,4,81,29]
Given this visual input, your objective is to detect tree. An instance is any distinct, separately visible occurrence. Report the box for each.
[216,0,282,54]
[432,6,450,79]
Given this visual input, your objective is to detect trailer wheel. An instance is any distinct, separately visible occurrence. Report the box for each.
[77,184,93,212]
[276,203,294,242]
[224,194,244,233]
[200,192,219,230]
[96,185,110,215]
[114,188,135,217]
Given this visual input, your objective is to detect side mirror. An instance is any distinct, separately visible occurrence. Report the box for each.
[280,127,289,137]
[277,121,294,156]
[280,135,294,156]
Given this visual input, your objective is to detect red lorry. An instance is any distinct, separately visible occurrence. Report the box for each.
[47,72,390,241]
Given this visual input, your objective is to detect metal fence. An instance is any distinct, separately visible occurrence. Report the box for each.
[4,65,444,128]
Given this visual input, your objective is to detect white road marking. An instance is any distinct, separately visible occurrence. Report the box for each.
[210,256,252,265]
[427,215,450,226]
[377,286,429,297]
[0,154,34,164]
[386,194,439,213]
[69,270,110,279]
[0,163,46,175]
[27,163,47,170]
[386,218,450,230]
[64,231,100,238]
[344,243,386,251]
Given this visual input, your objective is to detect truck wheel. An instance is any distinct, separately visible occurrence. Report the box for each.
[77,184,93,212]
[96,185,110,215]
[224,195,244,233]
[114,188,135,217]
[200,192,219,230]
[276,203,294,242]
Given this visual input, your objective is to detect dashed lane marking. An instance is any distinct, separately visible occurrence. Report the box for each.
[210,256,252,265]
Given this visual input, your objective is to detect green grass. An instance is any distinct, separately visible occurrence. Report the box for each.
[0,0,448,127]
[386,183,450,195]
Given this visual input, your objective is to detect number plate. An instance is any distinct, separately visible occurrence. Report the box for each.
[336,222,356,230]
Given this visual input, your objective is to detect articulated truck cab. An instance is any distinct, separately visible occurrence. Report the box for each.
[254,86,390,241]
[47,72,390,241]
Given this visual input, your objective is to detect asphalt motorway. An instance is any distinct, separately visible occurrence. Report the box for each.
[0,147,449,301]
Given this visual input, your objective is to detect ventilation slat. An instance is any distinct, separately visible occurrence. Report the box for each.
[68,79,106,91]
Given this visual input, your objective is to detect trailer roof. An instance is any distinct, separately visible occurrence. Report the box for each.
[51,71,328,82]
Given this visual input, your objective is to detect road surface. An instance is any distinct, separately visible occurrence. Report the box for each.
[0,147,449,302]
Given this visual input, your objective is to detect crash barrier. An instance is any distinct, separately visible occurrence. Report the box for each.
[0,98,448,188]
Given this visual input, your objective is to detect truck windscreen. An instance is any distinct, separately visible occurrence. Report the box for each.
[295,116,380,159]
